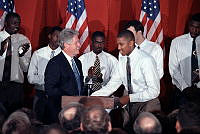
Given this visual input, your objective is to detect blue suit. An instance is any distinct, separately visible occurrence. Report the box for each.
[44,52,86,123]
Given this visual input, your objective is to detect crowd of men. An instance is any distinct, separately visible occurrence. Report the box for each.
[0,12,200,134]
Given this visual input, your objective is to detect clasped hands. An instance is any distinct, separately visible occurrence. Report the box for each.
[85,66,103,83]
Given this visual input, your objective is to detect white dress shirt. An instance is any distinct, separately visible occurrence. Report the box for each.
[0,31,32,83]
[91,48,160,102]
[79,51,118,86]
[137,39,164,79]
[27,45,61,90]
[169,33,194,91]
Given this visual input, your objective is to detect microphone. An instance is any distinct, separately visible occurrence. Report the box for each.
[85,76,93,96]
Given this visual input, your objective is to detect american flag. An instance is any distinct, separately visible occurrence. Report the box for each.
[139,0,164,48]
[65,0,90,54]
[0,0,15,30]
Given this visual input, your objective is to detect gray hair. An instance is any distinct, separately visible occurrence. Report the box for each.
[134,112,162,134]
[58,102,84,131]
[59,28,79,49]
[2,111,31,134]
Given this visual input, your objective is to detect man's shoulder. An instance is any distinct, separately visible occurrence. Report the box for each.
[102,51,117,59]
[35,46,48,54]
[172,33,189,41]
[12,33,30,40]
[138,49,154,61]
[79,51,92,60]
[145,40,162,49]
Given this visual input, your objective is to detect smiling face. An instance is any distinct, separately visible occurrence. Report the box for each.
[5,16,21,35]
[117,36,134,56]
[64,35,81,57]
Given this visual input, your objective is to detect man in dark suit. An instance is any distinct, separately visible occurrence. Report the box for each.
[44,28,86,123]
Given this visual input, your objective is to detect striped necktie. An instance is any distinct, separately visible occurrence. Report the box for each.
[71,58,81,95]
[92,55,102,92]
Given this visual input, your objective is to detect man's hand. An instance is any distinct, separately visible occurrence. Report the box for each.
[18,43,30,57]
[88,66,96,78]
[0,37,10,56]
[119,95,130,106]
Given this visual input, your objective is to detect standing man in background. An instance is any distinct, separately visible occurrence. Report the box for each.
[28,26,62,122]
[79,31,118,94]
[169,13,200,108]
[0,12,32,114]
[126,20,163,79]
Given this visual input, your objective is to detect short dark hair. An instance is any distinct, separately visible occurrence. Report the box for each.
[177,102,200,129]
[91,31,105,42]
[117,30,135,42]
[5,12,21,23]
[191,13,200,22]
[2,111,31,134]
[49,26,63,35]
[81,106,111,134]
[126,20,144,33]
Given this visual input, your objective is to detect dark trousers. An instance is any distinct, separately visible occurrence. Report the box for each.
[33,90,48,123]
[46,96,61,124]
[170,86,187,110]
[0,81,24,114]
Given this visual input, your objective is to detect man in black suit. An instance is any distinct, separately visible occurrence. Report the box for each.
[44,28,86,123]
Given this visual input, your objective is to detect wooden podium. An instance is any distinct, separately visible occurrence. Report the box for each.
[62,96,114,109]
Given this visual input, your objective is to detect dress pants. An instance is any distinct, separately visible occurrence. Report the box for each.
[0,81,24,114]
[33,89,48,123]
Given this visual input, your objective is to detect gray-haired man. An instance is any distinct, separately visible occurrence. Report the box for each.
[45,28,86,123]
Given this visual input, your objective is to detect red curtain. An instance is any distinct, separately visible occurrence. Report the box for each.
[15,0,200,51]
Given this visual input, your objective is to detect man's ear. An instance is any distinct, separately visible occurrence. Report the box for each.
[80,122,84,131]
[138,30,143,35]
[64,42,69,49]
[176,120,182,133]
[108,121,112,132]
[129,40,134,47]
[48,34,51,40]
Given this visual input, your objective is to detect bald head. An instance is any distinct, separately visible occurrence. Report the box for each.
[134,112,162,134]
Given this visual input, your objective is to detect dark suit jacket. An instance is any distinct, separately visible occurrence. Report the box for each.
[44,52,86,123]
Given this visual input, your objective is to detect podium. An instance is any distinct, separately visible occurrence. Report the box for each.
[62,96,114,109]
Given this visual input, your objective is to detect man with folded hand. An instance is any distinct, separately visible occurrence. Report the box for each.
[0,13,32,114]
[79,31,118,95]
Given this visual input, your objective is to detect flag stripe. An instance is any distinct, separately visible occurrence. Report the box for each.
[65,0,90,54]
[139,0,164,49]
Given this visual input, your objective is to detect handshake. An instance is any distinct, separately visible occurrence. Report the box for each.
[85,66,103,83]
